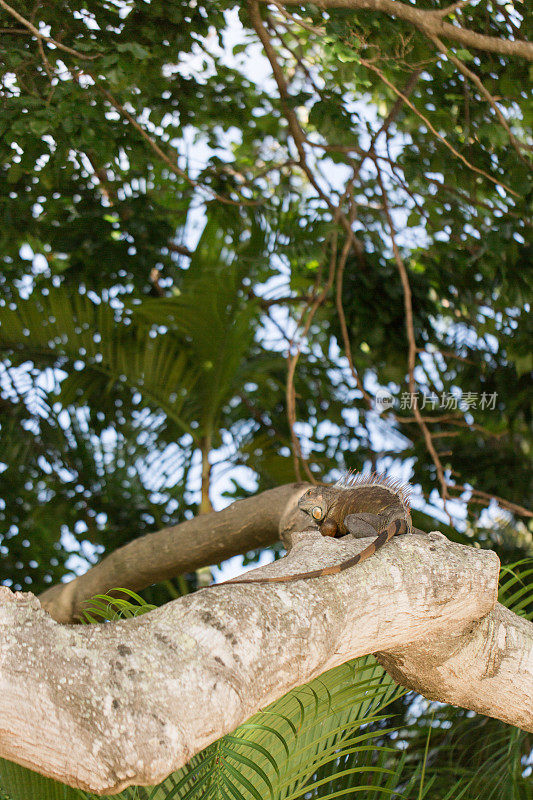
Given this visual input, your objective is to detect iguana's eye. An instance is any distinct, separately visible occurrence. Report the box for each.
[312,506,324,521]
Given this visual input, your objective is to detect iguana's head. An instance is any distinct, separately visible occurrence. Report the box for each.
[298,486,334,524]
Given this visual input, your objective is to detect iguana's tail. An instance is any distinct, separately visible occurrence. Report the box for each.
[215,518,408,586]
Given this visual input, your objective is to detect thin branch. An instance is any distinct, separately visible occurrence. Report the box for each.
[247,0,334,212]
[372,67,424,140]
[358,56,520,197]
[416,345,476,365]
[0,27,30,34]
[261,0,533,61]
[249,0,354,480]
[424,175,528,222]
[270,6,424,158]
[429,33,533,165]
[250,1,368,253]
[89,77,251,207]
[258,293,311,308]
[451,485,533,519]
[149,268,165,297]
[435,0,476,19]
[37,34,53,81]
[334,189,373,408]
[167,241,194,258]
[285,230,339,483]
[374,160,451,509]
[0,0,99,59]
[270,0,324,35]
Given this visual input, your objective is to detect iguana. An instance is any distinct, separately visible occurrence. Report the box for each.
[217,472,412,586]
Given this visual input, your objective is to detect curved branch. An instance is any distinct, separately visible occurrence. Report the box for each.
[2,530,531,795]
[87,78,253,207]
[429,34,533,165]
[39,483,309,623]
[263,0,533,60]
[376,602,533,728]
[0,0,100,59]
[374,161,451,510]
[361,56,519,197]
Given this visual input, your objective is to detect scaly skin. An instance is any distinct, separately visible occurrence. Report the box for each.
[216,472,412,586]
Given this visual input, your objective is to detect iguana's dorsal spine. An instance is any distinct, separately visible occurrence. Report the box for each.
[334,469,411,510]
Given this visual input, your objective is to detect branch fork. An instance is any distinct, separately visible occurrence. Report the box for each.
[2,528,532,794]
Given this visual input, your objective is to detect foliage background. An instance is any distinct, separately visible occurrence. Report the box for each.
[0,0,532,796]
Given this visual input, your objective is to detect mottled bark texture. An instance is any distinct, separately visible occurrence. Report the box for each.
[39,482,310,623]
[2,529,532,795]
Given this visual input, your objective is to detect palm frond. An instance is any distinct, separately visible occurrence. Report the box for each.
[0,757,86,800]
[145,656,406,800]
[498,558,533,620]
[0,289,198,436]
[79,589,156,623]
[130,286,256,435]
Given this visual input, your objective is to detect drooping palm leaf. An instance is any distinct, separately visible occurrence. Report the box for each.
[129,211,262,443]
[0,758,86,800]
[498,559,533,620]
[0,288,198,437]
[123,656,406,800]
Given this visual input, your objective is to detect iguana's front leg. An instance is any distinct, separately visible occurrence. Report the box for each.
[343,512,382,539]
[344,512,411,539]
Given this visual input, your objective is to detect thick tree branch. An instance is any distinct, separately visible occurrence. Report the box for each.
[38,483,309,624]
[377,602,533,726]
[261,0,533,60]
[2,530,531,795]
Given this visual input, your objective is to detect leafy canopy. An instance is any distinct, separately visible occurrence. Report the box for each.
[0,0,531,593]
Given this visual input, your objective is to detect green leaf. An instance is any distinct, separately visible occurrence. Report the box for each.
[116,42,153,60]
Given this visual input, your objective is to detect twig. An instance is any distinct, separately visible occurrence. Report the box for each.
[270,0,324,35]
[372,68,424,141]
[167,242,194,258]
[435,0,475,19]
[374,160,451,511]
[37,34,53,81]
[358,55,520,198]
[258,294,311,309]
[334,187,373,408]
[416,345,476,365]
[247,0,334,213]
[424,176,528,222]
[285,227,340,483]
[0,0,99,59]
[89,77,252,207]
[451,485,533,518]
[429,33,533,165]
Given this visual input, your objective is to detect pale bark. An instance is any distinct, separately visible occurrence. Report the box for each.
[39,482,309,623]
[1,528,532,795]
[377,602,533,732]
